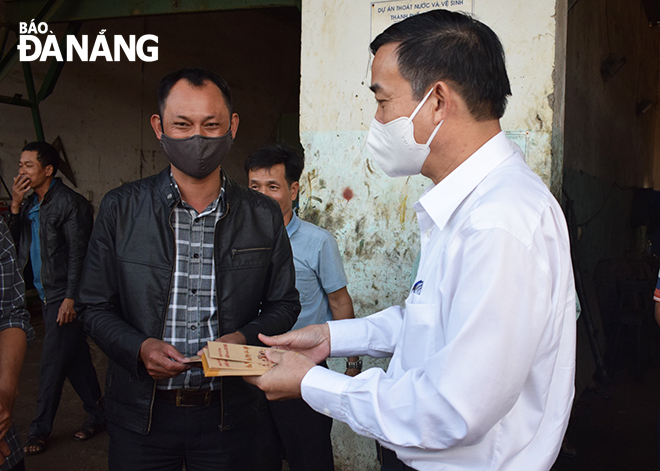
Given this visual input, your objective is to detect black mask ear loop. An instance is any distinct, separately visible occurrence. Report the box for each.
[159,115,165,133]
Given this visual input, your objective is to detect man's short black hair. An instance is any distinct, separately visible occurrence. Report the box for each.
[370,9,511,121]
[245,144,304,186]
[157,67,233,116]
[22,141,59,176]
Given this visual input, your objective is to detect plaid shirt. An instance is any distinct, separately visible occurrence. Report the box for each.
[0,218,35,471]
[157,176,225,391]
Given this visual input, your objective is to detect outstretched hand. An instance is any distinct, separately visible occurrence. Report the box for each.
[258,323,331,365]
[244,349,316,401]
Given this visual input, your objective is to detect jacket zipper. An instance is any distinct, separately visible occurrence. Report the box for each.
[215,203,229,431]
[146,204,177,434]
[38,205,46,306]
[230,247,270,259]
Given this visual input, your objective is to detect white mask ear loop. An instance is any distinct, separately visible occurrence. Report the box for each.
[409,88,435,121]
[425,120,444,146]
[408,87,443,147]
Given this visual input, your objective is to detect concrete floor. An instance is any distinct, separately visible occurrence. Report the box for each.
[11,308,660,471]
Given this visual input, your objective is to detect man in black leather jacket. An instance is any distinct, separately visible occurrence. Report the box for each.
[9,141,105,455]
[77,68,300,471]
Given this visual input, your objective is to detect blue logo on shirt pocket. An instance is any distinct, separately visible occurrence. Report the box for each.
[412,280,423,295]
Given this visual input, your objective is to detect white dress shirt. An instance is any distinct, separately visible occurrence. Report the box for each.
[301,132,576,471]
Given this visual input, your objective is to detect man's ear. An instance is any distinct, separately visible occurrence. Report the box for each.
[45,165,54,177]
[290,181,300,202]
[230,113,240,139]
[431,81,452,123]
[150,114,163,139]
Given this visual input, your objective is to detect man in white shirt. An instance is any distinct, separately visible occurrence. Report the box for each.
[247,9,576,471]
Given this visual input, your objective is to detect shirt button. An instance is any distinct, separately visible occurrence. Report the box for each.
[191,289,197,294]
[190,325,197,331]
[193,253,200,258]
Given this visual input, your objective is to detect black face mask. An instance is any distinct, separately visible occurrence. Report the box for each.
[159,130,233,179]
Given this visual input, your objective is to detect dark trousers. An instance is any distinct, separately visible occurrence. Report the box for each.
[267,397,334,471]
[107,397,260,471]
[28,300,104,438]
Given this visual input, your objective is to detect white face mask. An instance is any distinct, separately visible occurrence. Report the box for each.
[366,88,443,177]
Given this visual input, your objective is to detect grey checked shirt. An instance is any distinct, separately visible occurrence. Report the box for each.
[157,176,225,391]
[0,218,35,471]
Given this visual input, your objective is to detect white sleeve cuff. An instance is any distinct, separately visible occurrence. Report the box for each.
[328,318,369,357]
[301,365,350,421]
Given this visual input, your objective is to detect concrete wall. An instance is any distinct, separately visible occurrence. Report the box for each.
[0,7,301,210]
[298,1,565,468]
[563,0,659,274]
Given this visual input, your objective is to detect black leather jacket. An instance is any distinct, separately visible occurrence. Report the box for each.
[77,168,300,434]
[9,178,93,305]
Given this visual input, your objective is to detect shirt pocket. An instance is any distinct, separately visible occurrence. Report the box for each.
[228,247,271,269]
[399,301,439,370]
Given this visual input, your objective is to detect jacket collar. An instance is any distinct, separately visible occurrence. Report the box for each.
[157,167,234,215]
[31,177,60,205]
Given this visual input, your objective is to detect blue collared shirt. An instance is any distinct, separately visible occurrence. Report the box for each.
[286,212,347,330]
[28,179,56,301]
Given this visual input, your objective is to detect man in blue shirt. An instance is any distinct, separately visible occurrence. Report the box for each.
[9,142,104,455]
[246,144,361,471]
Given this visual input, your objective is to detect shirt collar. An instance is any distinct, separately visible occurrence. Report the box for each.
[286,212,301,238]
[169,172,225,216]
[416,131,516,231]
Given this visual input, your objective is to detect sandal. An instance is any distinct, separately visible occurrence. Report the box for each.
[73,421,106,441]
[23,436,46,455]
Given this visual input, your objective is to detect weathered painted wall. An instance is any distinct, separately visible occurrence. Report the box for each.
[564,0,659,274]
[298,1,565,469]
[0,8,301,210]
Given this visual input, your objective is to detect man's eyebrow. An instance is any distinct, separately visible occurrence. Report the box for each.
[249,178,280,185]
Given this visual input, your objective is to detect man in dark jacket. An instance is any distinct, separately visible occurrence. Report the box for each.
[9,141,105,455]
[77,67,300,471]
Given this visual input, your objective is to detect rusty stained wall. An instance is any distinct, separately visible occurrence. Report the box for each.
[299,1,563,469]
